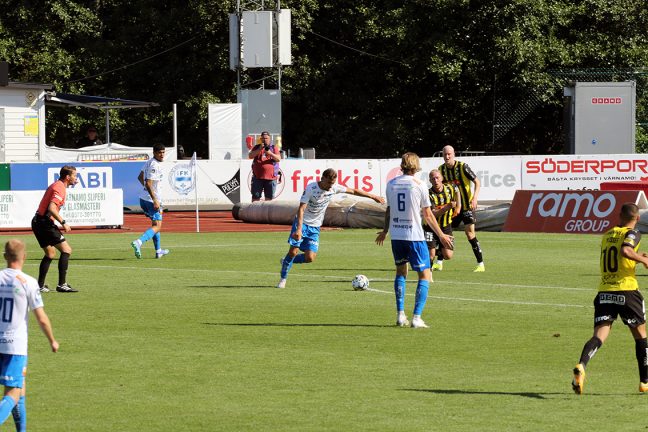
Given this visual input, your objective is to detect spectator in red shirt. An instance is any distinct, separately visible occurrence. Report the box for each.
[248,131,281,201]
[30,166,79,293]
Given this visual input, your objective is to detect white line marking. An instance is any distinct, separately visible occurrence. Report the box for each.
[29,262,588,309]
[365,287,586,308]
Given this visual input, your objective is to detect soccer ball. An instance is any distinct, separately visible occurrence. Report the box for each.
[352,274,370,291]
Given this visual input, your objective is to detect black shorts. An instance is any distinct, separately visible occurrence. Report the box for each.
[593,290,646,328]
[31,215,65,248]
[424,225,454,250]
[451,210,476,228]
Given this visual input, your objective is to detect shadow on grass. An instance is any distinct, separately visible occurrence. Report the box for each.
[189,285,271,289]
[403,388,565,400]
[188,284,373,290]
[27,257,133,262]
[316,268,393,272]
[205,322,393,328]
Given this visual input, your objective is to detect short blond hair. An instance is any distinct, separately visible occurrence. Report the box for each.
[4,239,25,263]
[400,152,421,175]
[429,168,443,178]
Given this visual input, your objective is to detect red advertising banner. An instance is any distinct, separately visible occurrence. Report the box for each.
[503,190,648,234]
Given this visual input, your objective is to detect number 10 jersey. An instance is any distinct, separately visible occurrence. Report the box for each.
[600,226,641,292]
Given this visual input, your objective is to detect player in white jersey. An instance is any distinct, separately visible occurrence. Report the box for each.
[131,143,170,259]
[0,239,58,430]
[277,168,385,288]
[376,153,453,328]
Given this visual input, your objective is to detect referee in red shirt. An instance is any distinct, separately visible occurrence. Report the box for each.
[31,165,79,293]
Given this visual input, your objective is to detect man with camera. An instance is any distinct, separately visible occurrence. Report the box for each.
[248,131,282,201]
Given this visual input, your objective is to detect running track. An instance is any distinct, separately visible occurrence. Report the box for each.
[0,211,291,235]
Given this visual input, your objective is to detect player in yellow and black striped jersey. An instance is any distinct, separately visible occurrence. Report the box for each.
[571,203,648,395]
[439,145,485,272]
[424,170,458,271]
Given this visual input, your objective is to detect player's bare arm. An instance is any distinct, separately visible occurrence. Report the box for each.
[145,178,160,210]
[453,199,461,217]
[347,188,385,204]
[33,308,58,353]
[432,203,452,218]
[622,245,648,269]
[47,202,70,232]
[423,207,453,249]
[375,206,390,246]
[292,203,306,241]
[471,176,481,210]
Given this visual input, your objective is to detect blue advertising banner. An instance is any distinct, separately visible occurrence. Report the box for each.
[10,162,143,206]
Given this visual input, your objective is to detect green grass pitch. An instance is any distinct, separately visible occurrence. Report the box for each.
[5,229,648,431]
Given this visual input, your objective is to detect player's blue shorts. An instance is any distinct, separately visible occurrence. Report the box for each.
[0,354,27,388]
[140,199,163,221]
[288,219,320,253]
[391,240,431,271]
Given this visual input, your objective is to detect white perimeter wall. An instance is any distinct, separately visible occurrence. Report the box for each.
[157,153,648,206]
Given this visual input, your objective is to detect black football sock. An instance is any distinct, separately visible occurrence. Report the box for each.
[469,237,483,263]
[38,256,52,287]
[58,252,70,286]
[635,338,648,383]
[578,336,603,367]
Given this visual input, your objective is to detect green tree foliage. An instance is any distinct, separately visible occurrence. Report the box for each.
[1,0,647,156]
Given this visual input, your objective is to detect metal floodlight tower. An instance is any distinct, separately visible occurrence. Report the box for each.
[229,0,291,93]
[229,0,291,151]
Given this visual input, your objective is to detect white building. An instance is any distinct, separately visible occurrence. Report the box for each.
[0,81,51,162]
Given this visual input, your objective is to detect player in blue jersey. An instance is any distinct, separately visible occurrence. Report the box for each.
[131,143,170,259]
[277,168,385,289]
[376,153,453,328]
[0,239,58,430]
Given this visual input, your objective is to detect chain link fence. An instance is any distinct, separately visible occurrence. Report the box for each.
[493,69,648,152]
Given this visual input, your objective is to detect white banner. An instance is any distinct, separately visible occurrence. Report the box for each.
[148,160,241,206]
[0,189,123,228]
[521,155,648,191]
[236,156,521,203]
[379,156,521,202]
[208,103,243,160]
[239,159,382,202]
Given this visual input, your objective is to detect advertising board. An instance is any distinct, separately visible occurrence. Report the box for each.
[10,160,242,207]
[378,156,521,201]
[503,190,648,234]
[521,155,648,191]
[0,189,123,228]
[238,159,382,203]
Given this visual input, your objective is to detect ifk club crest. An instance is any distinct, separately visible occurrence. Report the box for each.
[169,162,195,195]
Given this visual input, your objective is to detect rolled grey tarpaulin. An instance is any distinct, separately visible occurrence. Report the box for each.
[232,199,514,231]
[232,197,387,228]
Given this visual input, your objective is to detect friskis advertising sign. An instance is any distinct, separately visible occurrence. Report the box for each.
[504,190,648,234]
[238,159,382,202]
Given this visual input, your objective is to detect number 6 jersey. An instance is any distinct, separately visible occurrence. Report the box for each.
[385,174,431,241]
